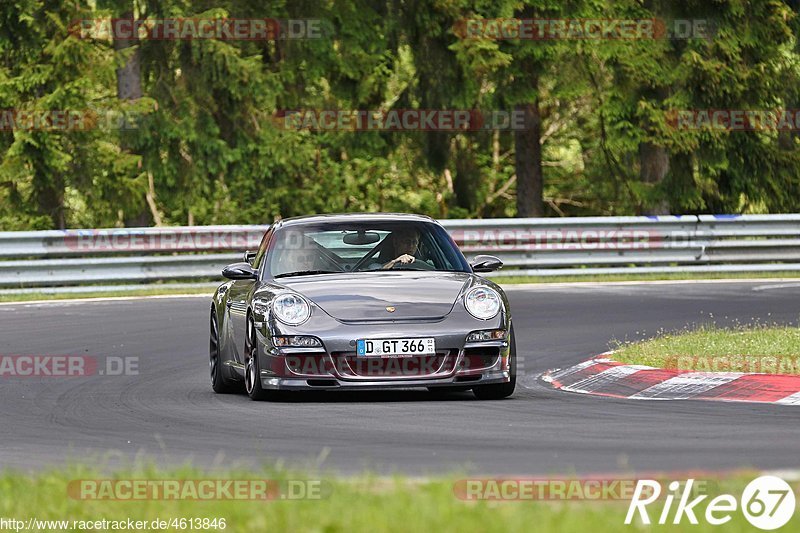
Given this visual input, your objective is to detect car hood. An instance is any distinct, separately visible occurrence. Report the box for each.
[277,271,472,321]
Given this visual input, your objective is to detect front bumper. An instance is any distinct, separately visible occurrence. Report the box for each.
[253,334,512,391]
[259,368,511,391]
[251,299,512,391]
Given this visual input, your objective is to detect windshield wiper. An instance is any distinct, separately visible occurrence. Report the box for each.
[274,270,339,278]
[359,267,428,272]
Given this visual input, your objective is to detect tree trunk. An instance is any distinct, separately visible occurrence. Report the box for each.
[33,170,65,229]
[639,142,670,215]
[453,138,480,214]
[666,151,694,214]
[113,11,142,100]
[114,9,147,227]
[514,96,544,217]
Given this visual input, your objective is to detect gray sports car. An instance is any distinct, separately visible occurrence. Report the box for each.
[209,213,515,400]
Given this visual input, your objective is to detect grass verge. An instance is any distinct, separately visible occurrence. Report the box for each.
[0,286,213,303]
[2,271,799,303]
[0,466,787,532]
[492,271,800,284]
[613,324,800,374]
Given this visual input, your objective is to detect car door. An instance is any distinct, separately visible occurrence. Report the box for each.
[228,227,273,363]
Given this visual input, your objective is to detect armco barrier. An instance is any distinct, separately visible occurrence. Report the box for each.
[0,214,798,291]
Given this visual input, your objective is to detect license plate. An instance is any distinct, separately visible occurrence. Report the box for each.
[357,337,436,357]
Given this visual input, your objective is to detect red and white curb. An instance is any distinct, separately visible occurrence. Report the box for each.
[542,353,800,405]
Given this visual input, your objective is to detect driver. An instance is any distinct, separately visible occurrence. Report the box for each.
[382,228,421,269]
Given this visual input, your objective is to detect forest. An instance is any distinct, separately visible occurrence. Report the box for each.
[2,0,800,230]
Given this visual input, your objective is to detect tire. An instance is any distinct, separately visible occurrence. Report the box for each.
[472,326,517,400]
[210,310,238,393]
[244,316,276,401]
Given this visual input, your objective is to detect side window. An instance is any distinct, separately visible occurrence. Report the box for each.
[251,227,273,270]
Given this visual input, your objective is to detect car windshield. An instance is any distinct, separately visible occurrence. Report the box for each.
[266,220,470,278]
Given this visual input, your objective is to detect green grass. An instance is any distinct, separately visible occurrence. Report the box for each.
[0,286,213,303]
[613,324,800,374]
[0,466,786,532]
[492,270,800,284]
[1,271,799,303]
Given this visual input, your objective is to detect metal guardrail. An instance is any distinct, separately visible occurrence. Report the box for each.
[0,215,798,291]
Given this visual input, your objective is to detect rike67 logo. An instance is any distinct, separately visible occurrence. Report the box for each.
[625,476,796,530]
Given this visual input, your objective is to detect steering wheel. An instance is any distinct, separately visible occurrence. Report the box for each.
[389,258,435,270]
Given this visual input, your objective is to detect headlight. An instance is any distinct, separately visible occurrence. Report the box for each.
[466,329,506,342]
[273,335,322,347]
[272,293,311,325]
[465,286,502,320]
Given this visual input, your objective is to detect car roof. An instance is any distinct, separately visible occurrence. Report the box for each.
[276,212,437,228]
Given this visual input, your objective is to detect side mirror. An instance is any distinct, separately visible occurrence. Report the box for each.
[470,254,503,273]
[243,250,257,264]
[222,262,258,280]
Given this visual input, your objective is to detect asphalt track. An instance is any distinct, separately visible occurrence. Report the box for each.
[1,280,799,475]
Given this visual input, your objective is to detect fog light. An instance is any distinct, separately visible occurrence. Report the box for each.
[466,329,507,342]
[273,336,323,348]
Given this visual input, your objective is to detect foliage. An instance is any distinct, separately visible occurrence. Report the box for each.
[2,0,800,229]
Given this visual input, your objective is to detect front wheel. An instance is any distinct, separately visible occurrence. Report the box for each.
[244,316,279,401]
[472,326,517,400]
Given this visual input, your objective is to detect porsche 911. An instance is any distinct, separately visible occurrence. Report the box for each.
[209,213,515,400]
